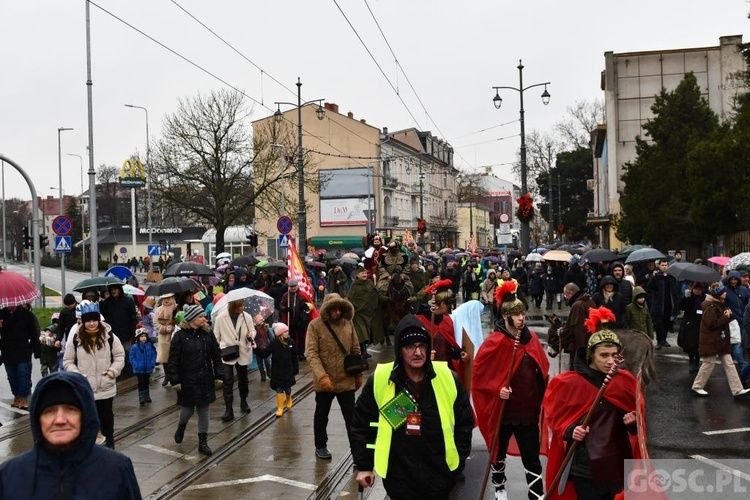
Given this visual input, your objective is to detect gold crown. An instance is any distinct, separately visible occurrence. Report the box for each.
[587,329,621,354]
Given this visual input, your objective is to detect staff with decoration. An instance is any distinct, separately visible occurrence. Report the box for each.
[472,279,549,500]
[281,237,320,359]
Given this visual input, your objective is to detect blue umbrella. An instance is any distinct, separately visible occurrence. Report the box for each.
[104,265,134,280]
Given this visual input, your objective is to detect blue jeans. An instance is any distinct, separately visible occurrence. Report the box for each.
[731,343,747,374]
[5,361,32,397]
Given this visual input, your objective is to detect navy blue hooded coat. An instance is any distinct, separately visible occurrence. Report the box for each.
[0,371,141,499]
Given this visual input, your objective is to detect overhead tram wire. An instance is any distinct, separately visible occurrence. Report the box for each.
[448,119,520,142]
[87,1,376,171]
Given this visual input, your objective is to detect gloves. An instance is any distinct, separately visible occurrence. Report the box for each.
[319,375,334,392]
[214,379,224,388]
[355,374,363,390]
[171,384,182,391]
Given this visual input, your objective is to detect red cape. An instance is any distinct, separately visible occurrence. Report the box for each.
[542,368,640,500]
[418,314,463,378]
[471,329,550,455]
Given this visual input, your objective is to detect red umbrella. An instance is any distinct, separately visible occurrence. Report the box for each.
[0,270,41,308]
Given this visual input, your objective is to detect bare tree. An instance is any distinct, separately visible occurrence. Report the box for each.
[429,209,459,249]
[554,99,604,149]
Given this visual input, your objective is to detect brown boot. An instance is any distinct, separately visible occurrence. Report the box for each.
[18,398,28,410]
[259,370,267,382]
[10,397,19,408]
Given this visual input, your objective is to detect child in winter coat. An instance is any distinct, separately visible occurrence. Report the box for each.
[624,286,654,339]
[129,328,157,405]
[39,322,59,376]
[253,322,299,417]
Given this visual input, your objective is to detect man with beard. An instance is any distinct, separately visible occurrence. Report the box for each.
[363,234,386,283]
[350,315,475,499]
[472,279,549,500]
[609,262,633,306]
[379,241,409,279]
[558,283,596,370]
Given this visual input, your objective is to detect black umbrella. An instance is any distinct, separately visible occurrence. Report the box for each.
[349,247,365,256]
[667,263,720,283]
[263,262,288,270]
[581,248,619,263]
[73,276,123,292]
[163,262,215,277]
[229,255,260,268]
[145,277,199,297]
[624,248,666,264]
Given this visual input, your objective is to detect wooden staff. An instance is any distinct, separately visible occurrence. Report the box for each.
[478,327,523,499]
[543,355,624,499]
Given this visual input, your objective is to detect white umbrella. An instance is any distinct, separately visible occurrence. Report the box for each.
[524,253,544,263]
[211,288,275,323]
[123,284,145,296]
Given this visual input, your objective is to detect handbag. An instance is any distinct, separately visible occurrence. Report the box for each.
[220,314,248,362]
[324,321,369,375]
[728,319,741,344]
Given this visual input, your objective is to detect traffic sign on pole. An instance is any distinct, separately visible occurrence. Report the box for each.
[277,216,293,235]
[279,234,291,248]
[148,244,162,256]
[54,236,72,253]
[52,215,73,236]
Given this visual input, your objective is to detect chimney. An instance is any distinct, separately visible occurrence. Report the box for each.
[383,127,388,134]
[360,119,366,124]
[347,111,354,119]
[324,102,339,113]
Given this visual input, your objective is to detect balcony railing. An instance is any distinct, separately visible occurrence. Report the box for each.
[383,176,398,189]
[383,215,400,227]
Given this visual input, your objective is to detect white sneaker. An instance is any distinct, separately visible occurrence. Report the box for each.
[692,388,708,396]
[733,388,750,398]
[494,488,508,500]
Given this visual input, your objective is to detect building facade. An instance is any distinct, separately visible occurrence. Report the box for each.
[591,35,746,248]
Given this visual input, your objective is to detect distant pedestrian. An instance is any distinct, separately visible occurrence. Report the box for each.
[213,299,255,421]
[129,329,157,406]
[253,319,274,382]
[253,322,299,417]
[0,304,42,411]
[39,320,59,376]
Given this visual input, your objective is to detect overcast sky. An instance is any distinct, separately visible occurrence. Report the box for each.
[1,0,748,203]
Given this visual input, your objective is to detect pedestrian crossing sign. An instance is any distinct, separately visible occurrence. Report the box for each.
[55,236,72,253]
[279,234,290,248]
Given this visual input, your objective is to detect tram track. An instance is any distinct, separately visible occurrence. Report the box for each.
[147,381,316,500]
[306,449,354,500]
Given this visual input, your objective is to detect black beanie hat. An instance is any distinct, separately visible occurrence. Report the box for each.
[36,380,81,413]
[398,325,430,347]
[63,293,77,306]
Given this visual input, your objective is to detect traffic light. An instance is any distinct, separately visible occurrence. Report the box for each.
[22,226,31,249]
[247,233,258,247]
[417,219,426,234]
[40,234,49,249]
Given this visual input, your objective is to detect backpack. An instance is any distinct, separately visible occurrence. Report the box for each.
[72,334,115,365]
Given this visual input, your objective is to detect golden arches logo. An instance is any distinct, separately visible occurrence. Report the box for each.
[119,158,147,187]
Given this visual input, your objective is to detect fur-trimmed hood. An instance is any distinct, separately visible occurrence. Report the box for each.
[319,293,354,321]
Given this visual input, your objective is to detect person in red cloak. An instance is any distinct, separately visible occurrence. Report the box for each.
[416,279,468,380]
[363,234,386,284]
[472,278,550,500]
[543,307,639,500]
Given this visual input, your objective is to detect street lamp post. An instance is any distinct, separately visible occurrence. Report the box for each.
[492,60,550,255]
[124,104,151,246]
[58,127,73,295]
[67,153,86,268]
[274,78,325,260]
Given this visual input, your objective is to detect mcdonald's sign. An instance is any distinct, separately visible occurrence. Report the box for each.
[119,158,147,188]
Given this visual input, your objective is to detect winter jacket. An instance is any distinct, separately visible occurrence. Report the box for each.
[563,264,587,292]
[560,291,596,352]
[723,272,749,328]
[254,336,299,391]
[0,306,41,364]
[63,322,125,401]
[129,340,157,374]
[212,309,255,366]
[624,287,654,339]
[529,269,545,296]
[348,278,387,345]
[0,371,141,499]
[306,293,361,393]
[480,275,498,304]
[698,296,732,358]
[168,323,223,407]
[56,305,78,342]
[280,290,310,330]
[645,272,680,318]
[543,272,558,294]
[678,290,705,351]
[610,262,633,305]
[100,292,138,345]
[592,276,626,327]
[350,315,475,499]
[154,302,176,364]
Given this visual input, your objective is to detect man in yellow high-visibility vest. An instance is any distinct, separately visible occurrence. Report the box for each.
[350,315,474,499]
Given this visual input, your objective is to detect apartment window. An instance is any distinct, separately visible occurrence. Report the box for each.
[444,200,448,217]
[443,172,447,188]
[494,202,500,212]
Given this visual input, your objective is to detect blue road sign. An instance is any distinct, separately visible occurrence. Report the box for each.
[54,236,72,253]
[148,244,162,256]
[277,216,293,235]
[278,234,291,248]
[52,215,73,236]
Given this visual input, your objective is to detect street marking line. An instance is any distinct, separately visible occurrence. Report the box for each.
[0,402,29,416]
[690,455,750,482]
[185,474,316,491]
[702,427,750,436]
[139,444,196,460]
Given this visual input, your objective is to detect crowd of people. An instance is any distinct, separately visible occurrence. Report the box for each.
[2,238,750,499]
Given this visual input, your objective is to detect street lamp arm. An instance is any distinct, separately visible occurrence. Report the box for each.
[521,81,551,93]
[492,85,521,93]
[274,99,325,108]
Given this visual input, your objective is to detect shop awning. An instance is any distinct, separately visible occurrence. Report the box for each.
[308,236,365,248]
